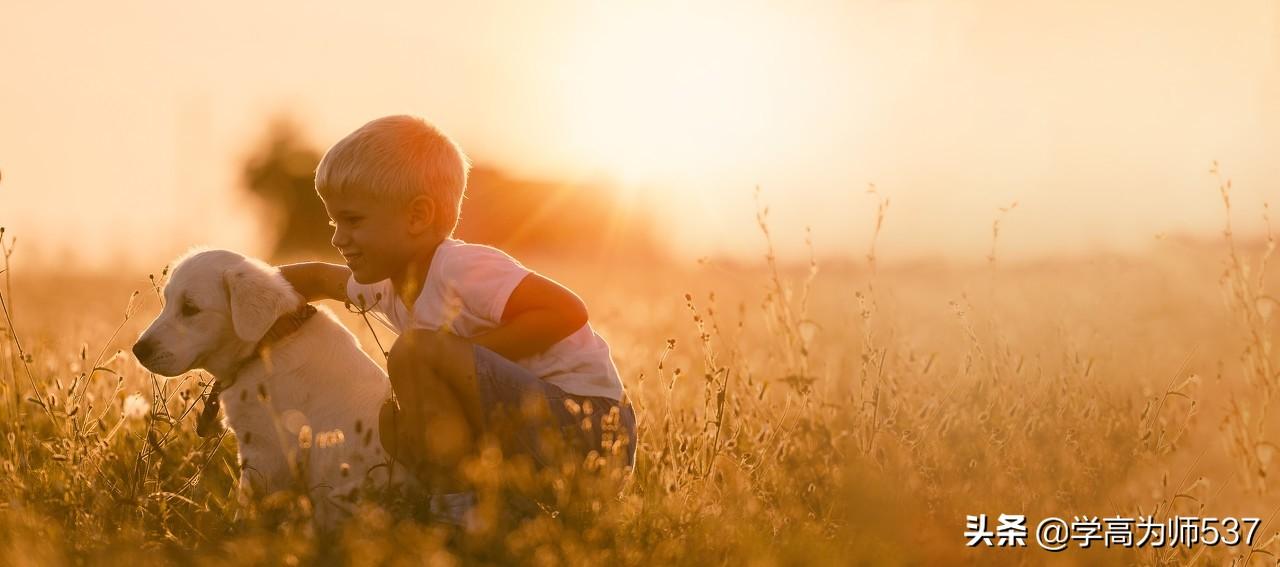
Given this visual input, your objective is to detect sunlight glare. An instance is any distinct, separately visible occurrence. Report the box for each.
[557,5,783,187]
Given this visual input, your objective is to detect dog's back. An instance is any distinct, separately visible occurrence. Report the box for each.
[220,306,408,528]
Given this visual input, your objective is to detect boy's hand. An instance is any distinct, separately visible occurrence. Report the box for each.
[277,262,352,303]
[470,273,588,361]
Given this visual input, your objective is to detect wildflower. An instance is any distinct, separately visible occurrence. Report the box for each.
[317,429,346,449]
[122,393,150,420]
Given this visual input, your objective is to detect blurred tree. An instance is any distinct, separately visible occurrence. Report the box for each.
[241,116,331,262]
[241,116,666,264]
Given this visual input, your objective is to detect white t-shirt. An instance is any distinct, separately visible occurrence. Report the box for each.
[346,238,625,401]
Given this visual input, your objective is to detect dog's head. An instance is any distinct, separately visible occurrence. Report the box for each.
[132,249,303,376]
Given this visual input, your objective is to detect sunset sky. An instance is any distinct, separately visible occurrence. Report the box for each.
[1,1,1277,270]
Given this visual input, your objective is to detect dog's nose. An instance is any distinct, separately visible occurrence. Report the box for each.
[132,340,154,362]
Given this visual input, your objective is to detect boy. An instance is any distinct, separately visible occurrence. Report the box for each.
[278,115,637,525]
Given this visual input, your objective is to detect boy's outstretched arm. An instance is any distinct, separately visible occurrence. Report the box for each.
[277,262,352,303]
[470,273,589,361]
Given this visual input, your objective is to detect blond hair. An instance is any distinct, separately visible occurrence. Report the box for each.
[315,115,471,237]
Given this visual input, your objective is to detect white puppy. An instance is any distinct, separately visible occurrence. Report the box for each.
[132,248,422,531]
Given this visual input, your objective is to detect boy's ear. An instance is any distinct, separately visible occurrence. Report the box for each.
[224,262,300,341]
[406,196,436,236]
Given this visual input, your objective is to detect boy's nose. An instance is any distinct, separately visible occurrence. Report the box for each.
[330,228,349,249]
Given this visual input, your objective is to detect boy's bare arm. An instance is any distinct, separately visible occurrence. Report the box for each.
[277,262,351,303]
[470,273,589,361]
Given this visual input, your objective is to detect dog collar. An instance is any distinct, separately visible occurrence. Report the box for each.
[196,304,318,438]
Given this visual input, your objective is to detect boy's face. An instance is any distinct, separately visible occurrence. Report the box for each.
[323,194,415,284]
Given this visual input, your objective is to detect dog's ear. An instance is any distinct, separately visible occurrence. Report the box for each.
[224,261,299,342]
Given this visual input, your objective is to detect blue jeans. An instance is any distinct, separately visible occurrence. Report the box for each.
[471,344,638,471]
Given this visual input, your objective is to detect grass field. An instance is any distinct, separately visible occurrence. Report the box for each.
[2,184,1279,566]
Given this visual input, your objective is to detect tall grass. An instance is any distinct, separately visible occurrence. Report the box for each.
[1,171,1279,565]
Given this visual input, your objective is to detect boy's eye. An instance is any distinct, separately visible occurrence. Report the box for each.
[181,301,200,317]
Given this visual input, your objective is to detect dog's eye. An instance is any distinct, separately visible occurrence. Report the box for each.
[181,301,200,317]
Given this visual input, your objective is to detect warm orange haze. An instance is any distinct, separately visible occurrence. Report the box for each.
[1,1,1279,565]
[1,1,1278,266]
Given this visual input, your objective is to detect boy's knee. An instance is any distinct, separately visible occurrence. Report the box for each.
[388,331,441,377]
[387,331,471,383]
